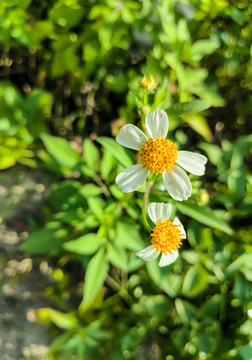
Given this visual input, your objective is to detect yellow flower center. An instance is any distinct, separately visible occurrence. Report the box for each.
[151,219,182,255]
[139,138,178,174]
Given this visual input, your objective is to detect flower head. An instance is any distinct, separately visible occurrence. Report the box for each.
[136,202,186,267]
[115,109,207,201]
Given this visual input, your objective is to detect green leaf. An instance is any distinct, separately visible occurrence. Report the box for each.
[176,202,233,235]
[63,234,102,255]
[182,264,209,297]
[147,261,182,298]
[41,134,80,169]
[175,298,198,324]
[87,197,105,220]
[225,250,252,281]
[96,136,134,168]
[51,46,79,78]
[20,222,68,254]
[101,149,117,181]
[79,184,102,197]
[236,342,252,360]
[184,114,213,141]
[106,242,128,272]
[191,38,220,62]
[83,138,100,172]
[83,248,109,304]
[115,220,144,251]
[166,101,211,116]
[201,294,222,318]
[37,308,77,329]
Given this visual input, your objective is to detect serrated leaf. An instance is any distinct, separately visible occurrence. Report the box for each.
[63,234,101,255]
[176,202,233,235]
[83,248,109,303]
[96,136,134,168]
[166,101,210,116]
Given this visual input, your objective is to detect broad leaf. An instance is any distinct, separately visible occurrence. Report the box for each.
[83,248,109,303]
[96,136,134,168]
[63,234,102,255]
[41,133,80,168]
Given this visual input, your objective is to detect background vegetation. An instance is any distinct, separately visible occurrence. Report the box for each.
[0,0,252,359]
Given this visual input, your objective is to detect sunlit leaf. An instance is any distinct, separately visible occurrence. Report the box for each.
[63,234,102,255]
[41,134,80,168]
[83,248,109,304]
[176,202,233,235]
[96,136,134,168]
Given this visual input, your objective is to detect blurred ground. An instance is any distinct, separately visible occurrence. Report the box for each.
[0,168,53,360]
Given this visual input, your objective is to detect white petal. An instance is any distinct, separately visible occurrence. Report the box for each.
[136,244,160,261]
[173,217,186,239]
[159,250,179,267]
[148,202,172,224]
[163,165,192,201]
[116,124,147,150]
[146,109,169,139]
[116,164,149,193]
[177,151,207,176]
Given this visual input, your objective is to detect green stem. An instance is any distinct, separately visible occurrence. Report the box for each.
[142,176,157,232]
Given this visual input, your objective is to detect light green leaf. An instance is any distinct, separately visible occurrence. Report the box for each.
[83,138,100,172]
[191,38,220,62]
[41,133,80,169]
[96,136,134,168]
[101,149,117,181]
[87,197,105,220]
[184,113,213,141]
[182,264,209,297]
[115,220,144,251]
[176,202,233,235]
[37,308,77,329]
[79,184,102,197]
[63,234,102,255]
[83,248,109,303]
[106,242,128,272]
[166,100,210,116]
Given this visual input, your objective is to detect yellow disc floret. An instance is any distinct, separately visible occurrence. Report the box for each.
[151,219,182,255]
[139,138,178,174]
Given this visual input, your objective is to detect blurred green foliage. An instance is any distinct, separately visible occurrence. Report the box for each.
[1,0,252,359]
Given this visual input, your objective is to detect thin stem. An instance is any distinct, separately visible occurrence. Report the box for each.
[142,175,157,232]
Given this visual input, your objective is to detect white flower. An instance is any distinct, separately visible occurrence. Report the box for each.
[136,202,186,267]
[115,109,207,201]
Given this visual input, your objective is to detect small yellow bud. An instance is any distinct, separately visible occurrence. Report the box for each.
[141,76,158,91]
